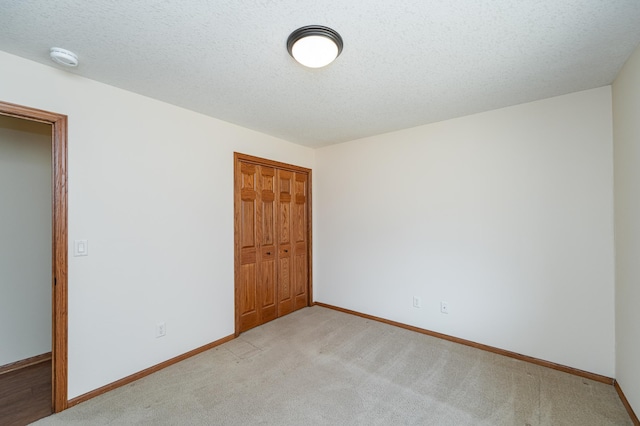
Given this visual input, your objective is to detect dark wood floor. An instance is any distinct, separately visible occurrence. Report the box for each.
[0,358,52,426]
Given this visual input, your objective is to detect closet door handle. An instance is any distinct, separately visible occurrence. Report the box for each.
[284,249,288,253]
[266,252,271,255]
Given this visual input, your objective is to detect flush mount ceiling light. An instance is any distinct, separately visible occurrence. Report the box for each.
[50,47,79,67]
[287,25,343,68]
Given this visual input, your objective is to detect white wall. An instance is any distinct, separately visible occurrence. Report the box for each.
[0,51,314,398]
[613,43,640,415]
[0,46,620,400]
[316,87,615,377]
[0,116,52,366]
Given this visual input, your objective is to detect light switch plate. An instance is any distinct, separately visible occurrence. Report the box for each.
[74,239,88,256]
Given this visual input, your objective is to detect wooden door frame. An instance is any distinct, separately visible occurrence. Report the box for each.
[233,152,313,336]
[0,101,68,412]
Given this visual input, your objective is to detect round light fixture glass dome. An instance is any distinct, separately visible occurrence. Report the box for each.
[287,26,343,68]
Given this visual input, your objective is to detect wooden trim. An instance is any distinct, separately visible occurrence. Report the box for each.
[67,334,235,408]
[234,152,311,174]
[314,302,614,385]
[615,381,640,425]
[234,154,240,336]
[0,101,68,413]
[233,152,313,335]
[0,101,65,124]
[0,353,52,376]
[307,169,313,306]
[52,113,68,413]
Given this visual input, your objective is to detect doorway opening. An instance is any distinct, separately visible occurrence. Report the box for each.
[0,101,68,417]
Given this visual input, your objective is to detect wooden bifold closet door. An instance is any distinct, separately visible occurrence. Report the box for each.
[234,153,311,334]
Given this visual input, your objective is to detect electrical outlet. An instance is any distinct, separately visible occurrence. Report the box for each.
[156,322,166,338]
[413,296,422,308]
[440,301,449,314]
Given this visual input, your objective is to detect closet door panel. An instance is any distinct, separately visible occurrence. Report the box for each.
[259,255,276,319]
[238,162,259,331]
[294,248,307,309]
[258,166,277,323]
[279,177,291,245]
[235,153,311,334]
[278,253,292,314]
[293,173,308,310]
[239,262,256,315]
[277,170,294,316]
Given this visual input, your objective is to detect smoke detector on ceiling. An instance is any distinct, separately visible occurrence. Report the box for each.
[50,47,79,67]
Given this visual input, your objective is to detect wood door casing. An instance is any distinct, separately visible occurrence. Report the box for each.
[0,101,68,413]
[234,153,312,335]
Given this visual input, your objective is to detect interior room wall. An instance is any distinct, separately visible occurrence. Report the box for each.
[0,115,52,366]
[612,43,640,415]
[316,87,615,377]
[0,51,314,399]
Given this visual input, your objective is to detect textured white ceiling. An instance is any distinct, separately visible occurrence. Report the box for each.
[1,1,639,147]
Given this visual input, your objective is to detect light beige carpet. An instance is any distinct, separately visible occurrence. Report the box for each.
[33,306,632,425]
